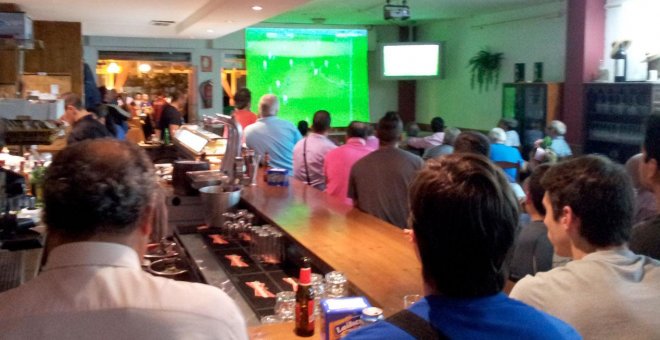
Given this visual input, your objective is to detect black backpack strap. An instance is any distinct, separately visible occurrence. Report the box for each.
[386,309,449,340]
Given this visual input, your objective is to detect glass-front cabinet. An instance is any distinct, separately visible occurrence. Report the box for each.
[583,83,660,163]
[502,82,563,157]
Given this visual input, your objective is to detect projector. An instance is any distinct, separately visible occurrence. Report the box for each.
[384,4,410,20]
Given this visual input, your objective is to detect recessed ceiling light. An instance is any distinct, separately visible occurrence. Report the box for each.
[252,5,263,11]
[206,29,214,33]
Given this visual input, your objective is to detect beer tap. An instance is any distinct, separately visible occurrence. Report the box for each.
[203,114,242,183]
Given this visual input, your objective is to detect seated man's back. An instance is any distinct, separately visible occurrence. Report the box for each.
[347,294,577,339]
[0,242,246,340]
[349,146,423,229]
[0,139,248,340]
[245,95,301,172]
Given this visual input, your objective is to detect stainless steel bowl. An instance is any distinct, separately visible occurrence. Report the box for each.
[147,257,189,278]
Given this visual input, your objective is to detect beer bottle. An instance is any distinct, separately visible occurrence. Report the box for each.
[295,257,315,337]
[163,128,171,145]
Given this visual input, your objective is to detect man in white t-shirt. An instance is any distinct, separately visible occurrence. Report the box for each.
[0,140,248,340]
[510,155,660,339]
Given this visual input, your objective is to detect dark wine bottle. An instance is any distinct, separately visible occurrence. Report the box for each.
[613,46,627,83]
[294,258,315,337]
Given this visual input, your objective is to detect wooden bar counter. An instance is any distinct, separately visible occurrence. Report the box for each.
[240,175,423,338]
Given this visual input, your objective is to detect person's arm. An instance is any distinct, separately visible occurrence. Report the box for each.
[168,124,179,136]
[347,170,358,207]
[406,137,426,149]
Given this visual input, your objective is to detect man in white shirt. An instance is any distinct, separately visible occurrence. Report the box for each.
[406,116,445,150]
[293,110,337,190]
[0,139,248,340]
[510,155,660,339]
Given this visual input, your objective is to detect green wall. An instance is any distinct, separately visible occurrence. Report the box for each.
[415,2,567,130]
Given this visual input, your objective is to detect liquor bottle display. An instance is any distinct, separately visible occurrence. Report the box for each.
[295,258,315,337]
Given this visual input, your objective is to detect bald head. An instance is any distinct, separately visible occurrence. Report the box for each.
[347,121,369,139]
[259,94,279,117]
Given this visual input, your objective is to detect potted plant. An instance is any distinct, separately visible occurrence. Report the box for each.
[468,48,503,92]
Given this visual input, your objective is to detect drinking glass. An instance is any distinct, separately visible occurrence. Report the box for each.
[274,291,296,321]
[311,273,325,315]
[325,271,347,298]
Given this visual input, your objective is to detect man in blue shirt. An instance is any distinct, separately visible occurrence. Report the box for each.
[245,94,302,172]
[489,127,524,182]
[346,154,579,340]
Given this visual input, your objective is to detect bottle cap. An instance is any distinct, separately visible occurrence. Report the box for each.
[299,257,312,284]
[299,267,311,285]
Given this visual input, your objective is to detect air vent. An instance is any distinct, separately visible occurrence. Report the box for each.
[150,20,175,26]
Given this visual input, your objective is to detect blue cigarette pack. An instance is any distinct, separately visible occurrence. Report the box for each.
[320,297,371,340]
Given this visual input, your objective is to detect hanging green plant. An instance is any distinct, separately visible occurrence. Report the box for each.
[468,48,503,92]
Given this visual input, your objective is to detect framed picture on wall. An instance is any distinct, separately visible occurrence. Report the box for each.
[201,56,212,72]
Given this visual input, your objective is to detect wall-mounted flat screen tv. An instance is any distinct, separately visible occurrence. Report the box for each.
[380,42,444,79]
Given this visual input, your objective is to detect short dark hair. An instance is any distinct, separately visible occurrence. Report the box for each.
[234,88,251,110]
[454,131,490,157]
[541,155,634,247]
[311,110,331,133]
[410,153,519,297]
[644,114,660,163]
[376,111,402,144]
[43,139,157,240]
[297,120,309,136]
[346,121,368,139]
[430,117,445,132]
[527,164,551,215]
[62,92,83,110]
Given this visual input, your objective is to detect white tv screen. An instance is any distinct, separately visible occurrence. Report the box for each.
[381,43,442,79]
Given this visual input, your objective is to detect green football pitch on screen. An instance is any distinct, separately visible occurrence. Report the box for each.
[246,28,370,127]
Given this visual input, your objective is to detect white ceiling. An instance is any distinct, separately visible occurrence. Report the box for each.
[9,0,561,39]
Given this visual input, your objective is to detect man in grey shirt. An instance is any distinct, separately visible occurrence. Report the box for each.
[510,155,660,339]
[509,164,554,282]
[348,112,424,229]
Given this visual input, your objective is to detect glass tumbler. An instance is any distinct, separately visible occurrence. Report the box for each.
[311,273,325,315]
[274,291,296,321]
[325,271,347,298]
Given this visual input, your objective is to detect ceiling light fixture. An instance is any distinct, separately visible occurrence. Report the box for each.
[207,29,214,33]
[138,63,151,73]
[252,5,263,11]
[107,62,120,74]
[150,20,175,26]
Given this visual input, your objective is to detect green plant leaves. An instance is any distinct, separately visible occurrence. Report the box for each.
[468,49,503,92]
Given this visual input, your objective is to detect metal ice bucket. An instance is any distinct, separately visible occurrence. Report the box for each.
[199,185,241,227]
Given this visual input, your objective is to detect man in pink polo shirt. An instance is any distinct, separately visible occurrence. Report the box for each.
[324,121,374,204]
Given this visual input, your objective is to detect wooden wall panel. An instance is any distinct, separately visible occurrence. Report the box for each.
[24,21,82,95]
[0,50,18,85]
